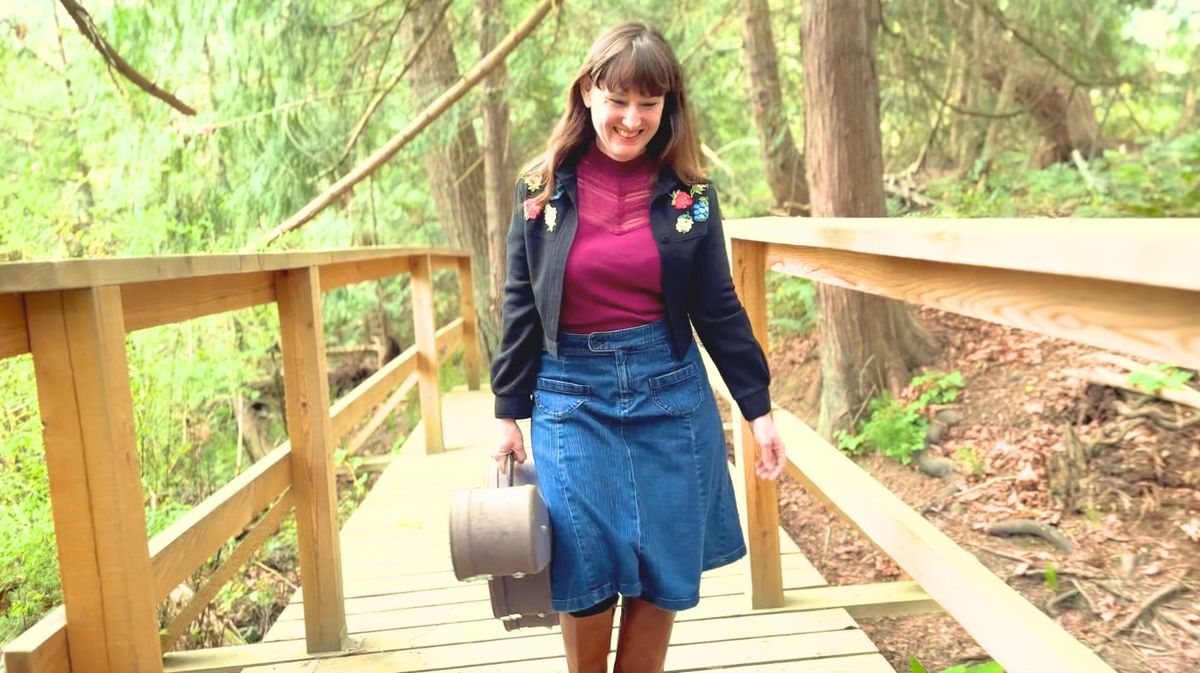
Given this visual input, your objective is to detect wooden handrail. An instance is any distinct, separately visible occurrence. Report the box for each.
[720,218,1200,673]
[1,246,480,672]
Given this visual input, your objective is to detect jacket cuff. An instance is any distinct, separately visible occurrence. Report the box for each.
[735,389,771,421]
[495,393,534,419]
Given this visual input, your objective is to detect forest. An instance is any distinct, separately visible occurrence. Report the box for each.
[1,0,1198,671]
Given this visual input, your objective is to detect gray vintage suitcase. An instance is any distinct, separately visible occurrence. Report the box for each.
[449,455,557,629]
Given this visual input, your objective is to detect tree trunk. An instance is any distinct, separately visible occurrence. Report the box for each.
[403,5,501,361]
[741,0,808,214]
[803,0,938,441]
[476,0,514,342]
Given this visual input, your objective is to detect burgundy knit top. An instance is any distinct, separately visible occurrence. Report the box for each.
[559,143,666,333]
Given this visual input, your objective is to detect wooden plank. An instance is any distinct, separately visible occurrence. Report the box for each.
[788,581,939,619]
[329,346,418,443]
[317,257,414,293]
[730,238,783,609]
[149,445,292,599]
[1,608,69,673]
[246,628,876,673]
[775,409,1117,673]
[455,257,481,390]
[275,267,347,652]
[409,255,443,454]
[767,244,1200,371]
[277,563,826,620]
[122,272,276,333]
[0,247,467,294]
[0,293,29,359]
[25,288,162,672]
[342,378,417,458]
[169,609,862,673]
[161,492,295,651]
[328,320,460,445]
[727,218,1200,292]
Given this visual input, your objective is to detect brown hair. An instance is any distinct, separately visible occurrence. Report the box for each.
[523,22,706,205]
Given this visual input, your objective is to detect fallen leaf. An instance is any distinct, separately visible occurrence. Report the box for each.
[1141,561,1164,576]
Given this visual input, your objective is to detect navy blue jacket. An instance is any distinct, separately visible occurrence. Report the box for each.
[490,161,771,420]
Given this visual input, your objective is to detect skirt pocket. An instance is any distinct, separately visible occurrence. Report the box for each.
[648,362,703,417]
[534,377,591,419]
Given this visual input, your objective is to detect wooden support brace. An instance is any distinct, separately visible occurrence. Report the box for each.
[275,268,348,652]
[730,239,784,609]
[25,287,163,672]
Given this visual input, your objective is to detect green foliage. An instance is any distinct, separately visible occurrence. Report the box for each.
[767,274,817,340]
[955,445,985,478]
[838,371,966,465]
[1126,363,1194,395]
[1044,564,1060,593]
[912,657,1005,673]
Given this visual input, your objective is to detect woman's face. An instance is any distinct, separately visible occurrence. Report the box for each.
[582,83,665,162]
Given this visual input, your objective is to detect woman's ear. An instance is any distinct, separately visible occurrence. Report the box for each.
[579,77,593,109]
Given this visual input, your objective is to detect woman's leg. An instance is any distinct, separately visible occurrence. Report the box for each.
[560,597,617,673]
[613,597,676,673]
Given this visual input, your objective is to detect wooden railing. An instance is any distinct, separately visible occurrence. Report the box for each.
[0,247,481,673]
[718,218,1199,673]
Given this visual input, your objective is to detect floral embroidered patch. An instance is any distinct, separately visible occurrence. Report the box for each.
[525,173,543,194]
[545,204,558,232]
[523,197,543,221]
[675,213,694,233]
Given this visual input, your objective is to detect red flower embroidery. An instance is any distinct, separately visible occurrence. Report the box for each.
[523,197,543,220]
[671,190,694,210]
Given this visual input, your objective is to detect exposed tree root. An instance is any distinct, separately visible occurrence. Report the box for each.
[986,519,1073,552]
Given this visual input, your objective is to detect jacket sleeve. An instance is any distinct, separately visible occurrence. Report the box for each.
[686,184,772,420]
[490,182,544,419]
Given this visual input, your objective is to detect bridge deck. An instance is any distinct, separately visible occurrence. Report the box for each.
[241,386,895,672]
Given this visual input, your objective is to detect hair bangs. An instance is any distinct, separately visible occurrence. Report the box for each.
[590,38,676,98]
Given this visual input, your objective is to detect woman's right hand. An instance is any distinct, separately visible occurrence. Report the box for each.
[495,419,527,473]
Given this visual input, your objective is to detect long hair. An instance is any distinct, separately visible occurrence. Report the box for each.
[523,22,706,205]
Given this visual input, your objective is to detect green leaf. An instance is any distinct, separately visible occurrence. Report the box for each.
[910,656,929,673]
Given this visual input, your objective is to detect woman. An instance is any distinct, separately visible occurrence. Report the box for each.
[491,22,785,673]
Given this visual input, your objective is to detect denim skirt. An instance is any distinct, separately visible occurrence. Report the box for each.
[531,320,746,613]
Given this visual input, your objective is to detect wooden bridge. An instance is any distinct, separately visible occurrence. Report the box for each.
[2,219,1196,672]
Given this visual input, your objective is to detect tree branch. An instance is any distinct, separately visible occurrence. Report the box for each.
[58,0,197,115]
[331,0,453,172]
[976,0,1131,89]
[247,0,561,251]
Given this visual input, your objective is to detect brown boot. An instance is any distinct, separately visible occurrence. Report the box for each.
[613,598,676,673]
[560,604,616,673]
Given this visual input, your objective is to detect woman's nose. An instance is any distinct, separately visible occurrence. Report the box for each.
[623,108,641,129]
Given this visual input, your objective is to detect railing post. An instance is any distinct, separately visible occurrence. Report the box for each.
[410,254,445,453]
[730,239,784,609]
[456,256,481,391]
[275,267,348,653]
[25,287,163,672]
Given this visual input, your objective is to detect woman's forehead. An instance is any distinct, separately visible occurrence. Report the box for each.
[594,84,665,100]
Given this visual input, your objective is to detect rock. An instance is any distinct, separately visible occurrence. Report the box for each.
[935,409,963,426]
[926,419,948,444]
[915,451,956,479]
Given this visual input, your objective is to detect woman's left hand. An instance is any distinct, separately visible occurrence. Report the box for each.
[750,413,786,481]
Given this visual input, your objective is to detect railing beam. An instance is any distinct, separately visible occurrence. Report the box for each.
[276,267,347,653]
[410,254,444,453]
[730,239,784,609]
[25,287,162,672]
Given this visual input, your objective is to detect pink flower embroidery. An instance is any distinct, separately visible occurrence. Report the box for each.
[523,197,543,220]
[671,190,694,210]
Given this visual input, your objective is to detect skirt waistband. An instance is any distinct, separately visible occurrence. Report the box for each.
[557,320,669,354]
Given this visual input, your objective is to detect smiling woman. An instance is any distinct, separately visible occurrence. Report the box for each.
[581,86,664,162]
[488,21,786,673]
